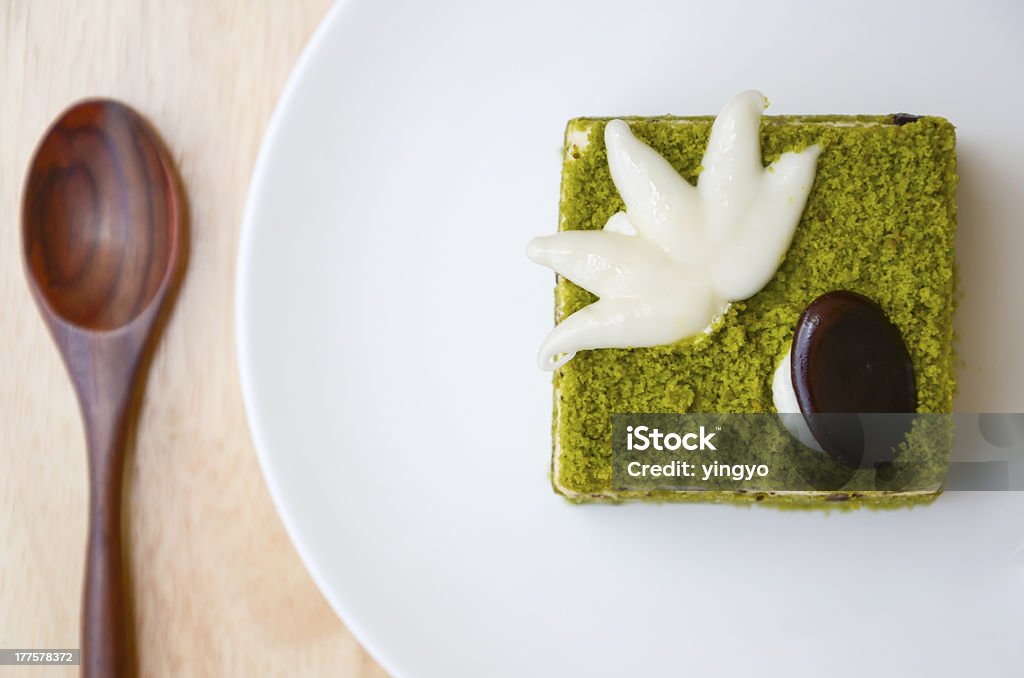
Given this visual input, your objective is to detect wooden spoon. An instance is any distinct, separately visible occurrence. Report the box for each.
[22,100,185,678]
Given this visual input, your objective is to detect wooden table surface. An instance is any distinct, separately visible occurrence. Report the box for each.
[0,2,388,676]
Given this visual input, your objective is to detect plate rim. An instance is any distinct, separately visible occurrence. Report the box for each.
[234,1,401,674]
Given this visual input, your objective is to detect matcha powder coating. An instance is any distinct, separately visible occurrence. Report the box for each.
[551,115,958,504]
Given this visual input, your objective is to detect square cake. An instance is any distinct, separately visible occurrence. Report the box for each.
[540,101,957,505]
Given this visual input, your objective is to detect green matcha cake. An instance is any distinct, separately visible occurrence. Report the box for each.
[530,94,957,507]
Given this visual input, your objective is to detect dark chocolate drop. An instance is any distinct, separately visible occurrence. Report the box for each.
[892,113,922,126]
[791,291,917,468]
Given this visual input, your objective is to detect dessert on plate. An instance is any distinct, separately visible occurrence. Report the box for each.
[527,91,957,505]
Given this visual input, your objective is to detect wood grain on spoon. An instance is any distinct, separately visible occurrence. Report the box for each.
[22,100,186,678]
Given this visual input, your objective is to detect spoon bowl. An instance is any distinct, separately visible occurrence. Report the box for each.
[24,101,178,331]
[23,99,185,678]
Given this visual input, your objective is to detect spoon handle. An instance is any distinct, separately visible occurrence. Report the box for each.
[60,330,146,678]
[83,406,131,678]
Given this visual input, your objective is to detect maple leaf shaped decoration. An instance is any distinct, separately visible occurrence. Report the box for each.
[528,90,820,370]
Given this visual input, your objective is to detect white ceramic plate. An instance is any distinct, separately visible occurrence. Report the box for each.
[237,1,1024,675]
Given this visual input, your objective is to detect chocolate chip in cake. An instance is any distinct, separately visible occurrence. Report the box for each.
[892,113,922,126]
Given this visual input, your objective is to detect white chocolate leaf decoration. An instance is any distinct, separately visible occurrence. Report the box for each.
[528,90,820,371]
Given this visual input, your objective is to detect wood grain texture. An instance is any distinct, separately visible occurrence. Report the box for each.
[1,2,390,677]
[24,101,179,331]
